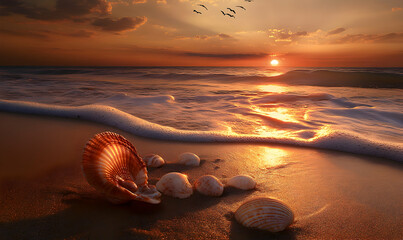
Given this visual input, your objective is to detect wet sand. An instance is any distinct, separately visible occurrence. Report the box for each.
[0,112,402,239]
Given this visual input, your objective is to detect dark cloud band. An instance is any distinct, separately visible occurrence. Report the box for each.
[0,0,111,21]
[184,52,267,59]
[0,0,146,33]
[327,28,346,36]
[92,16,147,32]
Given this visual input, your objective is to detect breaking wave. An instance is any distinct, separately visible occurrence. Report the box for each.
[0,100,402,162]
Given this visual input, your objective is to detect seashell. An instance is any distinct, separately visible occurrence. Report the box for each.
[156,172,193,198]
[143,154,165,168]
[226,175,256,190]
[194,175,224,197]
[178,152,200,166]
[82,132,161,204]
[235,197,294,232]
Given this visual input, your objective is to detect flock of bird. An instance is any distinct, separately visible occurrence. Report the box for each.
[193,0,253,18]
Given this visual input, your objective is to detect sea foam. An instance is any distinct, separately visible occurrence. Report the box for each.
[0,100,401,162]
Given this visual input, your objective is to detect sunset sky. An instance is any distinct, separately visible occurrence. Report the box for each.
[0,0,402,66]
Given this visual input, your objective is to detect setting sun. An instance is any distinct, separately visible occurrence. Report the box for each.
[271,59,279,66]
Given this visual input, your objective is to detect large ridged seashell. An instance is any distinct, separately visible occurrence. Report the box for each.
[178,152,200,166]
[226,175,256,190]
[82,132,161,204]
[143,154,165,168]
[194,175,224,197]
[235,197,294,232]
[156,172,193,198]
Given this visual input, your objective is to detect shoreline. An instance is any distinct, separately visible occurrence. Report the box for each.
[0,111,402,239]
[1,99,402,162]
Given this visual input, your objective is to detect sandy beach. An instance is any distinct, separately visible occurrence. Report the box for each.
[1,0,402,238]
[0,111,402,239]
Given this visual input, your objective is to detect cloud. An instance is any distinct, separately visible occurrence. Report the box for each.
[0,0,112,21]
[183,52,267,59]
[392,7,402,12]
[218,33,232,39]
[327,27,346,35]
[375,32,403,42]
[109,0,146,5]
[57,0,111,16]
[177,33,234,40]
[0,28,49,39]
[0,0,147,34]
[334,32,403,44]
[92,16,147,32]
[43,29,96,37]
[110,0,165,5]
[152,24,177,32]
[59,30,95,38]
[0,28,95,39]
[118,45,267,60]
[268,29,309,43]
[293,31,308,37]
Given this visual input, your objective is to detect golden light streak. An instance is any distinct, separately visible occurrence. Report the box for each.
[253,106,300,123]
[256,147,289,169]
[258,84,287,93]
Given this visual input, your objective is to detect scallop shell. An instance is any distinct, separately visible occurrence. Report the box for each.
[82,132,161,204]
[143,154,165,168]
[178,152,200,166]
[156,172,193,198]
[235,197,294,232]
[194,175,224,197]
[226,175,256,190]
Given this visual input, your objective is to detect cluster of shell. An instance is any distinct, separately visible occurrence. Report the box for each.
[143,152,255,198]
[82,132,294,232]
[142,152,200,168]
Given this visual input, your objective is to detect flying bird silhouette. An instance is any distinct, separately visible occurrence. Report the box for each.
[227,8,236,14]
[198,4,208,10]
[220,10,233,18]
[244,0,253,2]
[193,10,202,14]
[236,6,246,10]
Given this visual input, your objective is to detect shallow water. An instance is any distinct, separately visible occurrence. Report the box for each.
[0,66,402,161]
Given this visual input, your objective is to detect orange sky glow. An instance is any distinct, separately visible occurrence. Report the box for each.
[0,0,402,67]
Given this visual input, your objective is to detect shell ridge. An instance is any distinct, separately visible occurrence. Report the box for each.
[82,132,160,204]
[235,197,294,232]
[116,145,126,178]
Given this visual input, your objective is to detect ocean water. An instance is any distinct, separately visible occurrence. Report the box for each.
[0,67,402,161]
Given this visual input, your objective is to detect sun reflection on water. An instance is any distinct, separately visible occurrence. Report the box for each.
[255,147,289,169]
[308,125,332,141]
[220,82,334,143]
[258,84,287,93]
[255,126,294,138]
[252,106,300,123]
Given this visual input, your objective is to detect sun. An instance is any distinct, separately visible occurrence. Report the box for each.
[270,59,279,66]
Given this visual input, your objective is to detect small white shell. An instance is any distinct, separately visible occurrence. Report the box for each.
[178,152,200,166]
[226,175,256,190]
[156,172,193,198]
[194,175,224,197]
[143,154,165,168]
[235,197,294,232]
